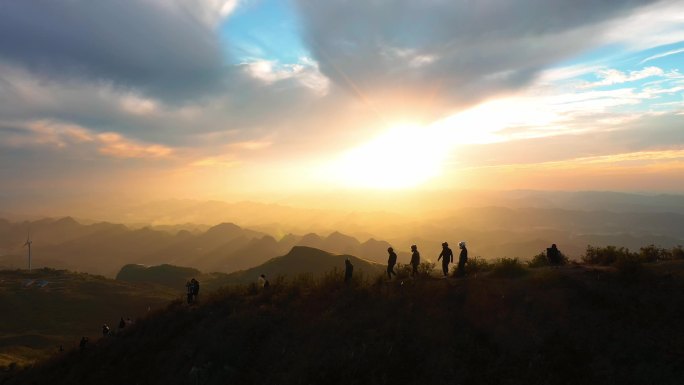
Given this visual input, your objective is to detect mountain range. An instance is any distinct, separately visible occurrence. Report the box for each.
[0,218,392,277]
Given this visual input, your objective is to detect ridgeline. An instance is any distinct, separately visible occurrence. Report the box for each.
[3,260,684,385]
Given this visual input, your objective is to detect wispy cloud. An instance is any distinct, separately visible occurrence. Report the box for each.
[0,120,173,159]
[242,57,330,95]
[97,132,173,159]
[641,47,684,64]
[582,66,664,88]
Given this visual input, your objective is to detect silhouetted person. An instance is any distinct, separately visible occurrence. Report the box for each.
[547,244,562,266]
[185,280,193,304]
[58,345,64,353]
[79,337,88,352]
[410,245,420,278]
[118,317,126,330]
[457,241,468,277]
[191,278,200,302]
[259,274,270,289]
[102,324,110,336]
[387,247,397,280]
[344,258,354,283]
[438,242,453,277]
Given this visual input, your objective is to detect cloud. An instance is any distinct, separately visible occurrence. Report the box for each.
[0,119,173,159]
[241,57,330,95]
[0,0,233,101]
[583,66,665,88]
[294,0,661,120]
[96,132,173,158]
[641,47,684,64]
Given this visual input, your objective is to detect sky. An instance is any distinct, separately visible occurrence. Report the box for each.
[1,0,684,209]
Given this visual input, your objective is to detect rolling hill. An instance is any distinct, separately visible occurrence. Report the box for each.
[0,268,177,368]
[0,218,394,277]
[217,246,384,285]
[6,260,684,384]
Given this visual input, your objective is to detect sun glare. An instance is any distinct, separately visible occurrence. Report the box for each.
[321,96,568,190]
[323,123,452,189]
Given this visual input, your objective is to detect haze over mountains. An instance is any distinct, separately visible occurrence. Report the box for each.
[0,217,393,277]
[1,191,683,277]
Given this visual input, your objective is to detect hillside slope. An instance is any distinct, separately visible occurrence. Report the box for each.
[218,246,384,285]
[5,262,684,384]
[0,269,177,368]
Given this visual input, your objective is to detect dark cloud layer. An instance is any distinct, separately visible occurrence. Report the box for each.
[295,0,660,120]
[0,0,226,101]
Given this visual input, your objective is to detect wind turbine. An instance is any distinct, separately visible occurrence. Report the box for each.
[24,230,32,271]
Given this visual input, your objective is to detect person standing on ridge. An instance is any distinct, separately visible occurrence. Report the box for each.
[185,280,193,304]
[79,337,88,352]
[102,324,110,337]
[457,241,468,277]
[258,274,270,289]
[191,278,200,302]
[118,316,126,330]
[437,242,453,278]
[410,245,420,278]
[547,244,562,266]
[344,258,354,283]
[387,247,398,280]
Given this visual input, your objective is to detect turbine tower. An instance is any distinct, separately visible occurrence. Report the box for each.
[24,230,32,271]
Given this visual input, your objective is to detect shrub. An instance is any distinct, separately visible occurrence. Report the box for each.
[527,252,549,268]
[672,245,684,260]
[394,263,412,279]
[417,261,436,277]
[528,249,569,268]
[638,244,672,262]
[490,258,527,278]
[615,253,644,283]
[467,257,493,273]
[582,245,634,265]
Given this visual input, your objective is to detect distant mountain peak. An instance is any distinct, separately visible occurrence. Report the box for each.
[286,245,332,257]
[55,216,79,226]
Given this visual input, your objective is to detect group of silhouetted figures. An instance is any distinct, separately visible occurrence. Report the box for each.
[386,242,469,279]
[76,316,133,353]
[185,278,200,304]
[342,241,470,282]
[100,316,133,338]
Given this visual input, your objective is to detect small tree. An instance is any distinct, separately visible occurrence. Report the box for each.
[490,258,527,278]
[467,257,493,273]
[582,245,634,265]
[418,261,436,277]
[639,244,670,262]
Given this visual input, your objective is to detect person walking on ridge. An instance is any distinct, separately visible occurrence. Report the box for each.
[410,244,420,278]
[344,258,354,283]
[547,244,562,266]
[437,242,453,278]
[258,274,270,289]
[387,247,397,280]
[457,241,468,277]
[191,278,200,302]
[185,280,193,304]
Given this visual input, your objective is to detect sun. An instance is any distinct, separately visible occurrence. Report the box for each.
[323,123,452,189]
[319,98,538,190]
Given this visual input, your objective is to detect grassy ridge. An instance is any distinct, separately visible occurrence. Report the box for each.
[0,268,178,368]
[5,261,684,385]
